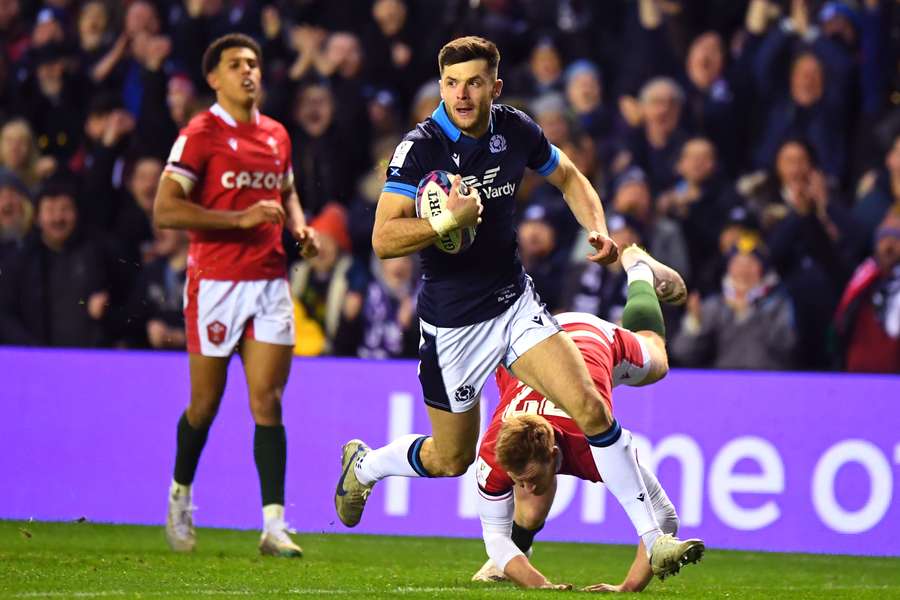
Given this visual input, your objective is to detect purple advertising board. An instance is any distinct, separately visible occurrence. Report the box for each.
[1,348,898,556]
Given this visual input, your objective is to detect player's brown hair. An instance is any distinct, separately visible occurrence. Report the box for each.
[438,36,500,78]
[495,415,554,474]
[202,33,262,77]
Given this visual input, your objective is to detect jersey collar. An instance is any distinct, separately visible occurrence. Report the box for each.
[431,101,494,143]
[210,102,260,128]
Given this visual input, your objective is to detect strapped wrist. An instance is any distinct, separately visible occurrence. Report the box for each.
[428,211,458,236]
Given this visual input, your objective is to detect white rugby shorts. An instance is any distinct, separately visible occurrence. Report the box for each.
[184,276,294,357]
[417,277,561,413]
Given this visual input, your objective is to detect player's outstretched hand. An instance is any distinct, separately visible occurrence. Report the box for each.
[587,231,619,265]
[292,225,320,259]
[582,582,624,593]
[447,174,483,228]
[238,200,285,229]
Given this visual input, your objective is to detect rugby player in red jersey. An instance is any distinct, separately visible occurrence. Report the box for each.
[153,33,318,557]
[471,310,702,589]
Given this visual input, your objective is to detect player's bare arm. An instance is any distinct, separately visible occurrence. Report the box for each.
[282,183,319,259]
[372,176,482,258]
[478,492,570,590]
[545,149,618,265]
[582,541,654,593]
[504,555,570,590]
[503,496,570,590]
[153,175,285,230]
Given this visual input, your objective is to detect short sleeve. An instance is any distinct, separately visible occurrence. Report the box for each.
[163,124,210,194]
[476,451,514,496]
[382,136,427,200]
[520,110,560,176]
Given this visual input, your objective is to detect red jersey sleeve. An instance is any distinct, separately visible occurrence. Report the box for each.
[164,117,213,191]
[476,422,514,496]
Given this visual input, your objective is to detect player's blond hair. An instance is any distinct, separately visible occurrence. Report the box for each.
[495,414,554,474]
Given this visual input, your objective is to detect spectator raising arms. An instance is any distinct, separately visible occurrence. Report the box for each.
[0,0,895,374]
[671,236,797,370]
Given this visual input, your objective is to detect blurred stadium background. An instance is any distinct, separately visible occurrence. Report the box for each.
[1,0,899,597]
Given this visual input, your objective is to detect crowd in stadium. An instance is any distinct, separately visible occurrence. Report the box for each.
[0,0,898,372]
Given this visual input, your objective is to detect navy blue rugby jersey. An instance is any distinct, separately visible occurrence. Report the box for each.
[382,101,561,327]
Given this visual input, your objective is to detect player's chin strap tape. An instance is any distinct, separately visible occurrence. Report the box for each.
[428,211,458,236]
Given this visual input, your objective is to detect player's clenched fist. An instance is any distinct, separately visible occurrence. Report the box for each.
[237,200,285,229]
[446,174,483,229]
[587,230,619,265]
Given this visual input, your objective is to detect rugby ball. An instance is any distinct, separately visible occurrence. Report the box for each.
[415,170,477,254]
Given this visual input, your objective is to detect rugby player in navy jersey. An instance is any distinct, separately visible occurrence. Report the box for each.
[335,36,694,579]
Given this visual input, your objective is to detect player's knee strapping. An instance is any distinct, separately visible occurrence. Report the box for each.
[621,281,665,338]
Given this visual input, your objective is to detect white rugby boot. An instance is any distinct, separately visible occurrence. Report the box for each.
[165,486,196,552]
[472,558,508,582]
[649,534,705,580]
[259,519,303,558]
[335,439,375,527]
[620,244,688,305]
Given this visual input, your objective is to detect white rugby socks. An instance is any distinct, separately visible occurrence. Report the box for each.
[587,425,662,555]
[626,261,654,286]
[169,480,191,500]
[355,434,430,485]
[263,503,285,531]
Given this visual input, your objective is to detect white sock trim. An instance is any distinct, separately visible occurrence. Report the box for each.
[626,262,654,286]
[263,504,285,528]
[356,434,427,484]
[170,480,191,499]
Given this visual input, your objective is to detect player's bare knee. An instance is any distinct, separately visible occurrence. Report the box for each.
[434,450,476,477]
[646,352,669,385]
[249,390,283,425]
[186,403,218,428]
[187,393,222,427]
[636,331,669,385]
[567,386,613,433]
[515,510,545,531]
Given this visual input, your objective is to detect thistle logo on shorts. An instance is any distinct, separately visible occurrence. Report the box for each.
[454,384,476,403]
[207,321,227,345]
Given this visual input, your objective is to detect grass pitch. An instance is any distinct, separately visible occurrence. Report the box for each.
[1,521,898,599]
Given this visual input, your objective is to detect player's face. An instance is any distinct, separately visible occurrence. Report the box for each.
[508,456,556,497]
[440,59,502,136]
[209,47,262,108]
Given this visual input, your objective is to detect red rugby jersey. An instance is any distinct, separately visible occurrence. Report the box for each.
[476,313,646,495]
[164,103,294,280]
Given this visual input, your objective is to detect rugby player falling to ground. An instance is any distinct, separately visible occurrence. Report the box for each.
[472,302,702,589]
[335,35,701,579]
[154,33,318,557]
